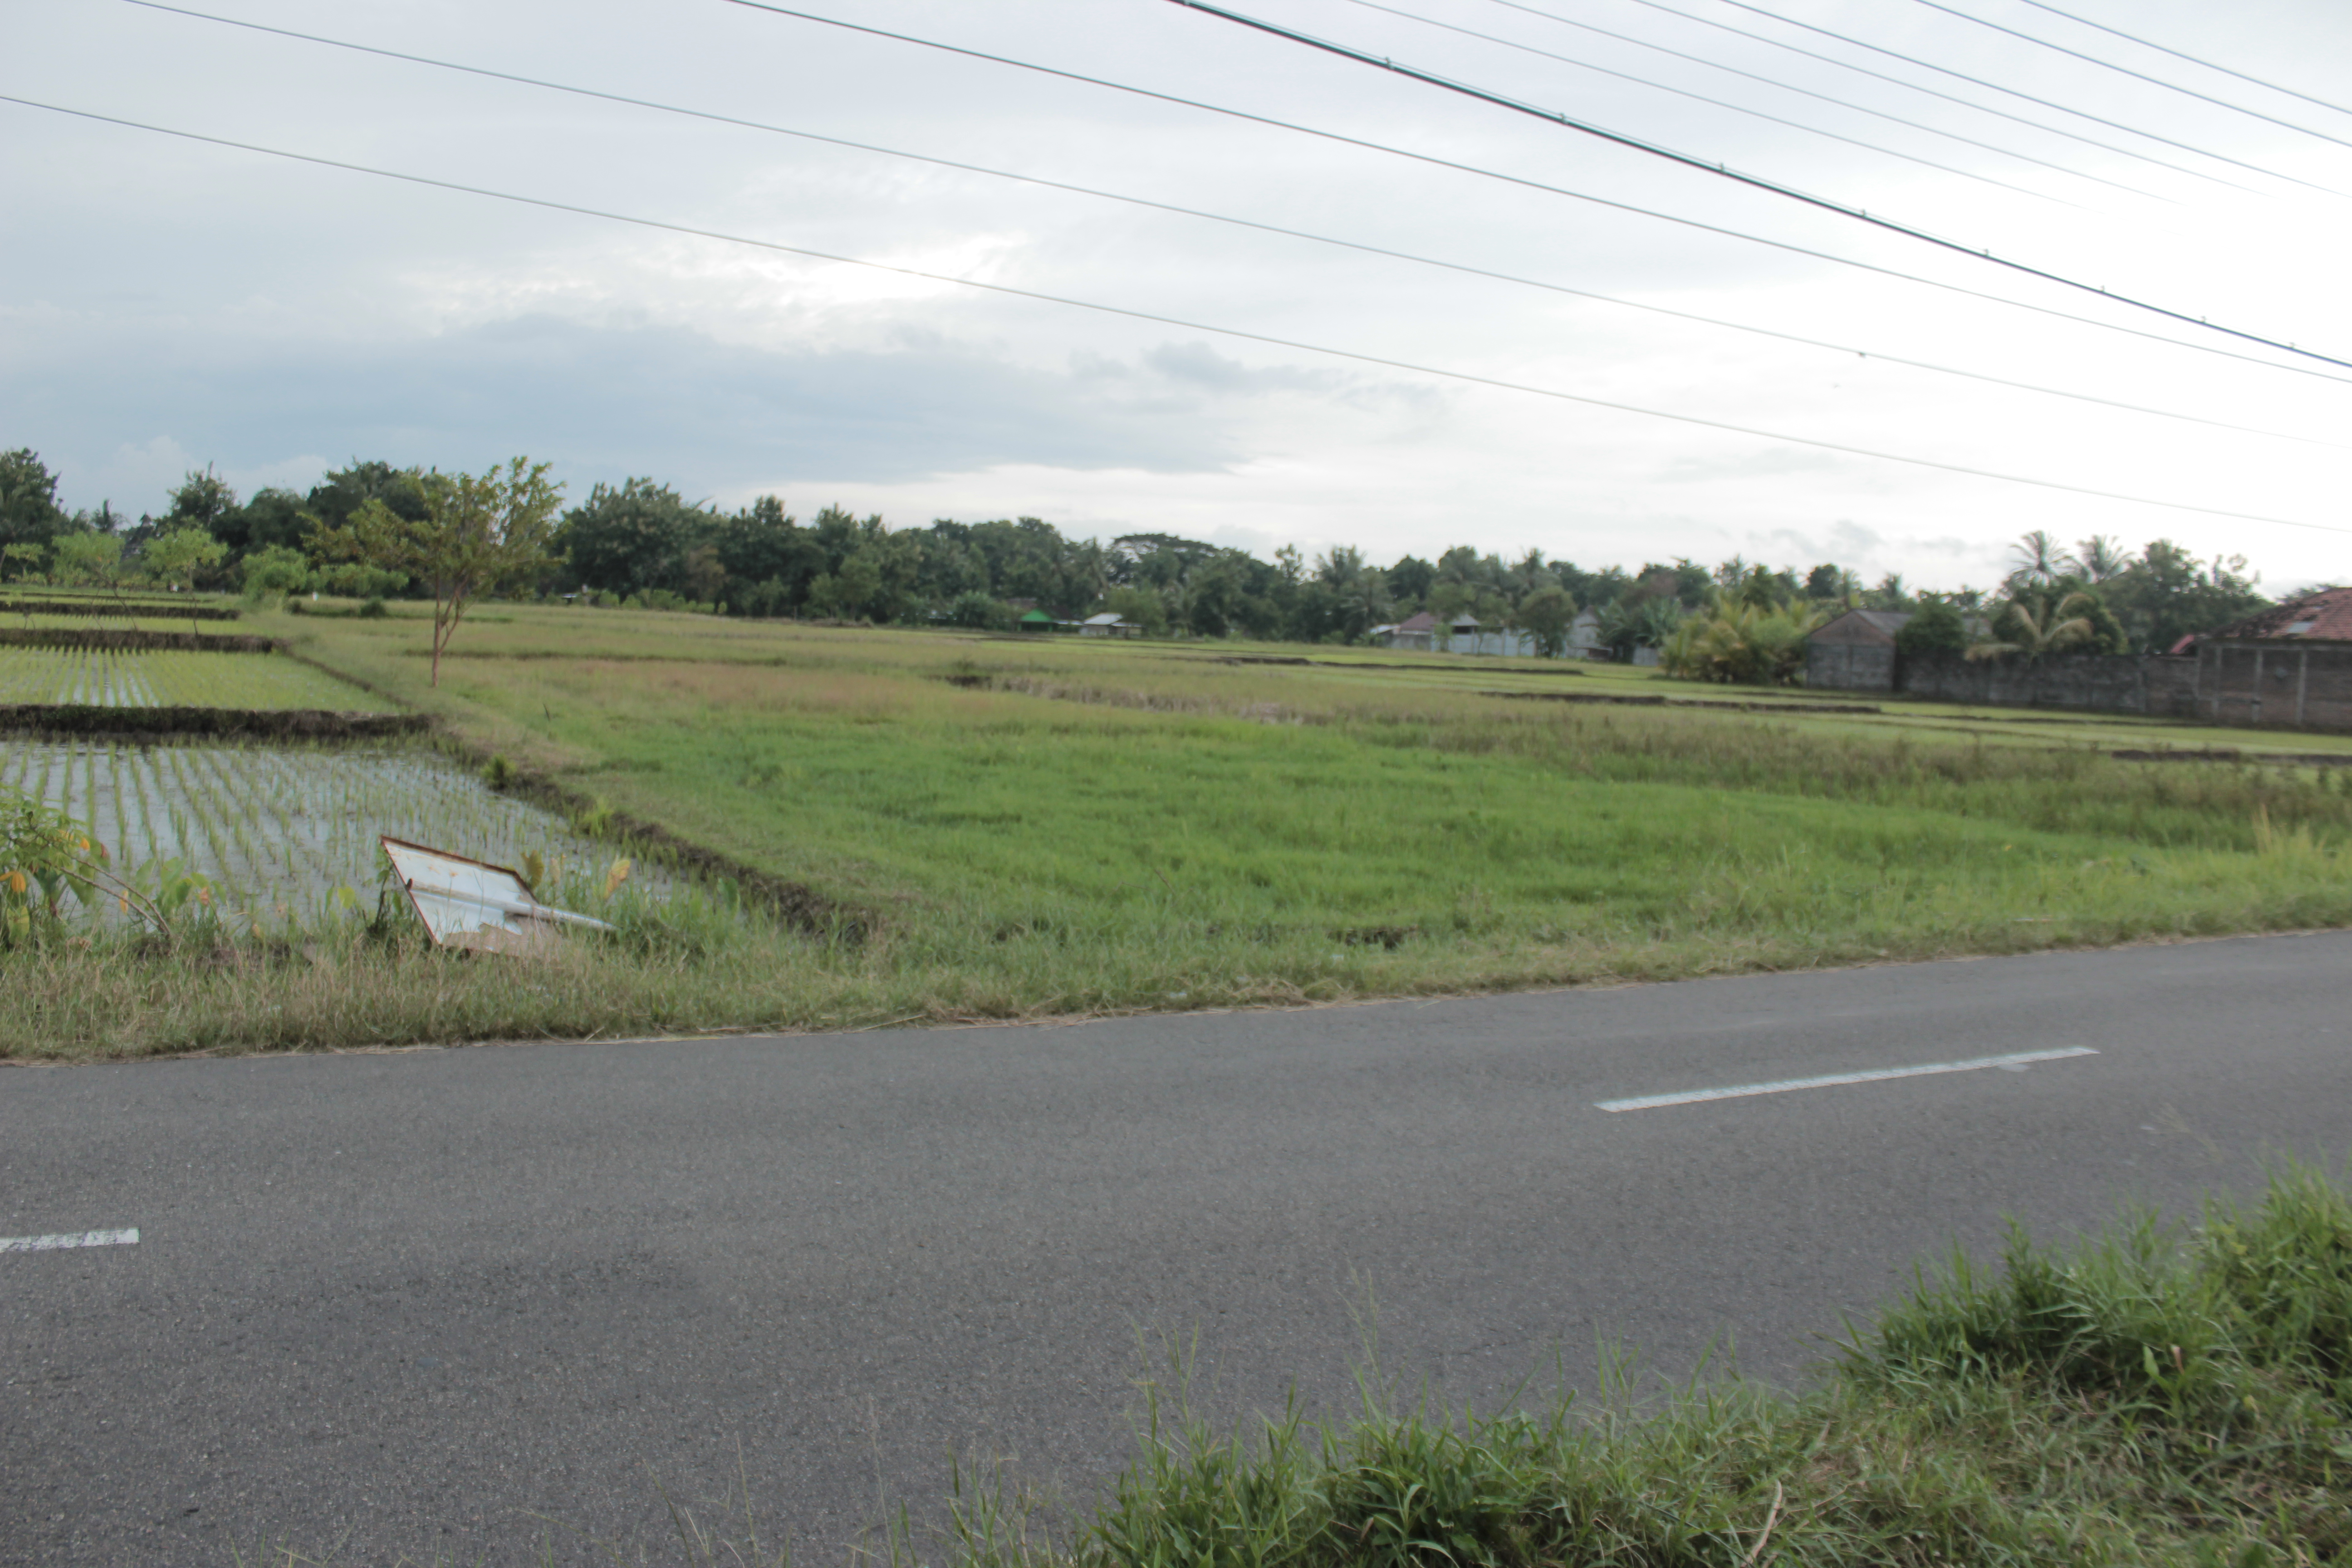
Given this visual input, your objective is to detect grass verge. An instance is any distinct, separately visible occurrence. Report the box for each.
[239,1163,2352,1567]
[998,1162,2352,1568]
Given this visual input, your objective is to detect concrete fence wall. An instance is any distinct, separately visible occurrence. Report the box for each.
[2192,642,2352,730]
[1805,641,1896,692]
[1801,641,2352,732]
[1894,652,2189,714]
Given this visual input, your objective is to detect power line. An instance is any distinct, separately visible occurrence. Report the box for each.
[1911,0,2352,152]
[117,0,2343,451]
[723,0,2352,385]
[1452,0,2194,196]
[2011,0,2352,120]
[1161,0,2351,368]
[5,93,2337,536]
[1712,0,2348,196]
[1328,0,2082,202]
[1575,0,2257,191]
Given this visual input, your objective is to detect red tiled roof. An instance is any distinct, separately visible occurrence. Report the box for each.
[2199,587,2348,642]
[1394,612,1437,633]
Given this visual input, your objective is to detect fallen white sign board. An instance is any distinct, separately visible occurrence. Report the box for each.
[380,836,615,956]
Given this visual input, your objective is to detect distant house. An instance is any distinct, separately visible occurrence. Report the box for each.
[1568,607,1605,660]
[1372,610,1540,657]
[1374,612,1439,651]
[1079,612,1137,639]
[1445,616,1542,658]
[2181,587,2352,728]
[1806,608,1913,691]
[1016,608,1059,633]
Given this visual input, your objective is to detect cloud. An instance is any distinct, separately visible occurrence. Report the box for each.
[1141,341,1338,395]
[9,317,1399,510]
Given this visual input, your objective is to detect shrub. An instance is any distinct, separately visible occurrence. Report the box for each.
[1660,594,1826,685]
[1896,601,1968,659]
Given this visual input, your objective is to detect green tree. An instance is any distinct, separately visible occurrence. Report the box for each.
[220,488,319,558]
[1386,554,1435,609]
[1894,601,1968,660]
[52,532,124,588]
[555,477,710,599]
[239,543,314,600]
[833,549,885,620]
[317,458,564,686]
[142,525,227,590]
[1103,584,1169,637]
[945,590,1011,630]
[1516,583,1577,658]
[159,467,239,536]
[142,526,229,632]
[711,496,823,612]
[2103,541,2267,652]
[307,461,431,531]
[0,450,69,554]
[1,542,46,584]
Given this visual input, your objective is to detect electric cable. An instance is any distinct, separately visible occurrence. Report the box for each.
[1911,0,2352,152]
[5,93,2337,535]
[116,0,2343,449]
[1328,0,2082,202]
[1431,0,2194,196]
[1534,0,2256,191]
[1160,0,2351,367]
[723,0,2352,384]
[1711,0,2346,195]
[2011,0,2352,121]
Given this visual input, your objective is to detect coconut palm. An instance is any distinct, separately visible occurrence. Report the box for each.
[1965,590,2096,661]
[2005,530,2078,590]
[2074,535,2129,584]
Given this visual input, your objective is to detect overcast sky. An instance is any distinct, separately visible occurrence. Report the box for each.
[5,0,2348,589]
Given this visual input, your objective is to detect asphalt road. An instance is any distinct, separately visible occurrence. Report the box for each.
[6,933,2350,1566]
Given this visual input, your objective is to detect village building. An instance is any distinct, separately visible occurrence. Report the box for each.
[1078,612,1137,639]
[1805,608,1913,691]
[2186,587,2352,729]
[1370,611,1541,657]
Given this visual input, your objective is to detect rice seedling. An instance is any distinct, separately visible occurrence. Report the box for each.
[0,739,666,923]
[0,645,395,709]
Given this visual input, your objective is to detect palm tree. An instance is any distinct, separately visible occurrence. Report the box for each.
[1966,590,2096,661]
[2074,535,2128,584]
[1660,593,1826,685]
[2005,530,2079,590]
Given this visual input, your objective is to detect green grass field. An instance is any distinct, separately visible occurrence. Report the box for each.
[9,600,2352,1058]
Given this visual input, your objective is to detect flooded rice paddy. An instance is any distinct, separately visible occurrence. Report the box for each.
[0,647,395,710]
[1,740,656,917]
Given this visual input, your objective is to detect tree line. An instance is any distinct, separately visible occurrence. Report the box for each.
[0,448,2274,662]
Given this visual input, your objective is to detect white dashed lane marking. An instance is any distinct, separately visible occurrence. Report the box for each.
[1595,1048,2099,1112]
[0,1229,139,1253]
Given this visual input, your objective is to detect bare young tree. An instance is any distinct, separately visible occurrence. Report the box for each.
[316,457,564,686]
